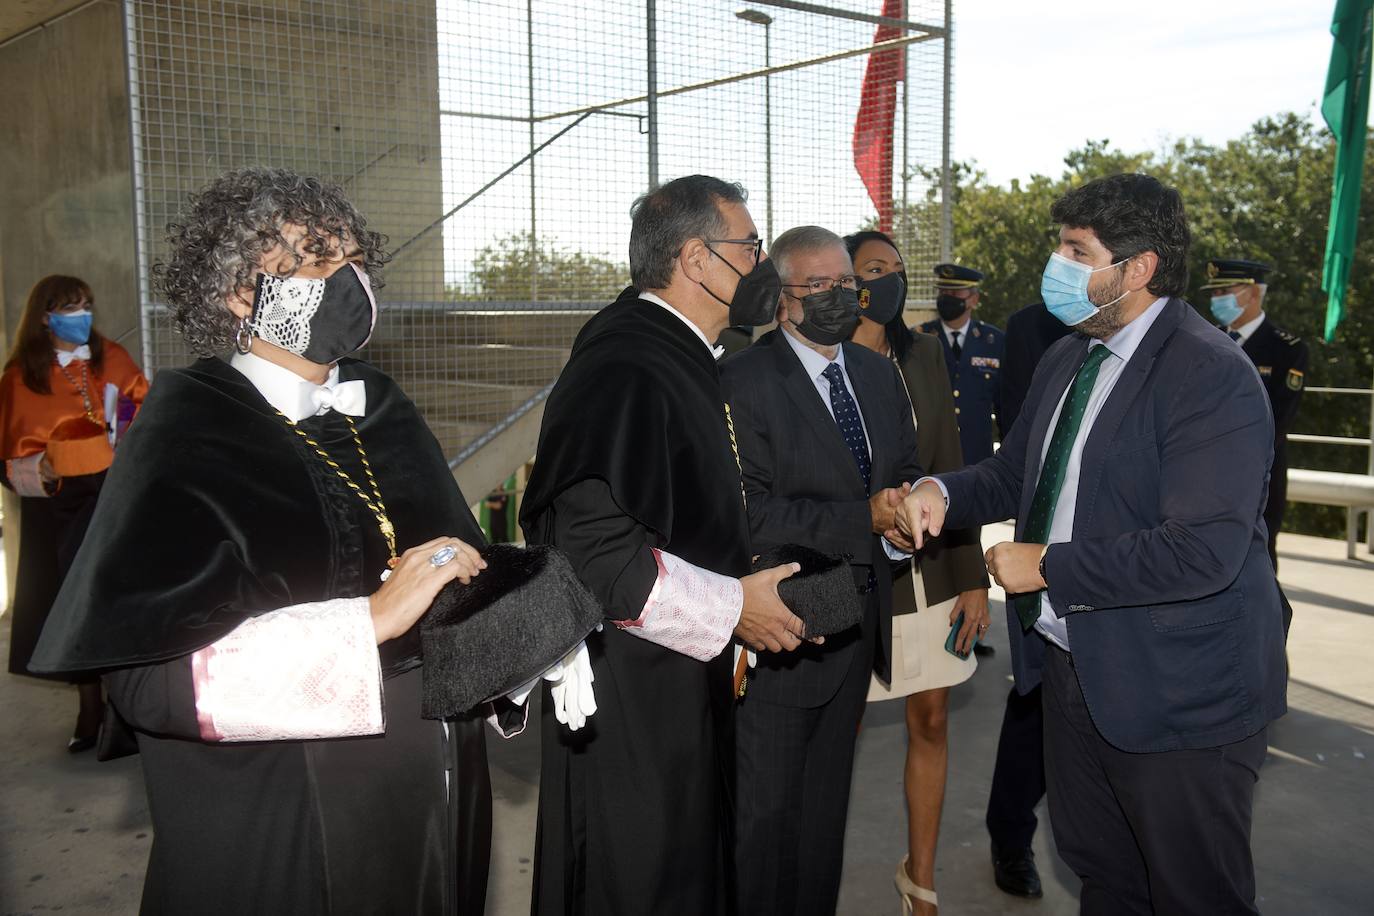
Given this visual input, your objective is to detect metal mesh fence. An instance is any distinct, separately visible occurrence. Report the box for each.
[127,0,951,463]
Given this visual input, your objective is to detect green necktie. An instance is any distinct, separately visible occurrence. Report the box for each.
[1011,344,1115,631]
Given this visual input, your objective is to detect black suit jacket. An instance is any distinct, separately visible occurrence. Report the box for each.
[895,333,988,605]
[1239,316,1308,538]
[721,329,924,707]
[998,302,1073,438]
[940,299,1287,753]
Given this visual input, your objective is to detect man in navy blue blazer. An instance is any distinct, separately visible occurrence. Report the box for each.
[898,174,1286,916]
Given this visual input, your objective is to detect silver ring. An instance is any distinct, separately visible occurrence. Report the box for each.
[430,545,457,568]
[978,623,989,630]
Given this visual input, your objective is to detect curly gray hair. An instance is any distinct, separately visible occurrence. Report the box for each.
[154,167,389,355]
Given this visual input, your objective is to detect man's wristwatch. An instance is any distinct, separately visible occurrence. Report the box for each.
[1038,545,1050,588]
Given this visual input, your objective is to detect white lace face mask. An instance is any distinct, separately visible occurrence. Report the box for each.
[249,261,378,363]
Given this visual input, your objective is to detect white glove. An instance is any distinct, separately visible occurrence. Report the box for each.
[544,640,597,732]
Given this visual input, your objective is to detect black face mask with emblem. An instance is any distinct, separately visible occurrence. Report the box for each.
[856,272,906,325]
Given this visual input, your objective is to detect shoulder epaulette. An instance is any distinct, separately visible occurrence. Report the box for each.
[1273,326,1302,346]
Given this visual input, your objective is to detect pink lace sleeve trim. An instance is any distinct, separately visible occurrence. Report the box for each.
[191,596,384,742]
[613,549,742,662]
[7,454,49,497]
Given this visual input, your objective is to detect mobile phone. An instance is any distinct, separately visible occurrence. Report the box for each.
[944,611,980,660]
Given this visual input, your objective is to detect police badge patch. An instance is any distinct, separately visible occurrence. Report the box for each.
[1287,369,1304,391]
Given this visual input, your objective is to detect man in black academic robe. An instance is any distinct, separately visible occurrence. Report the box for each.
[521,175,804,915]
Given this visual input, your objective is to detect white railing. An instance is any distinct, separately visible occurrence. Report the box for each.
[1287,385,1374,558]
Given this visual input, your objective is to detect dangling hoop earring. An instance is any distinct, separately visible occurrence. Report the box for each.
[235,317,254,354]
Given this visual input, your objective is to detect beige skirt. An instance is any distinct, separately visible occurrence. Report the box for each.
[869,561,976,701]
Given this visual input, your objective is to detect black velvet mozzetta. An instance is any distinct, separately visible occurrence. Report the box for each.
[751,544,863,637]
[421,543,603,718]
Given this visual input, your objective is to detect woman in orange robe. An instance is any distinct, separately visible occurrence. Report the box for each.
[1,275,148,750]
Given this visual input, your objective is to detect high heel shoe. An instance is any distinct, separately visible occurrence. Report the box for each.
[895,854,938,914]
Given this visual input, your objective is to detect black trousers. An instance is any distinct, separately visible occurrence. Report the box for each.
[734,616,875,916]
[985,683,1046,850]
[1042,646,1267,915]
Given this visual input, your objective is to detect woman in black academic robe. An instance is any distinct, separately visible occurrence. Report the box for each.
[30,168,494,915]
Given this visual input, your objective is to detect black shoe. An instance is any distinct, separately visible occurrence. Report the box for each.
[992,844,1042,898]
[67,734,97,754]
[973,642,995,657]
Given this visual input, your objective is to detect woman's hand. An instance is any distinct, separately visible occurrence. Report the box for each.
[949,587,990,656]
[369,536,485,644]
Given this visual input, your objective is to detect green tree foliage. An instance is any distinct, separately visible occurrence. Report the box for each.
[450,231,627,302]
[898,114,1373,538]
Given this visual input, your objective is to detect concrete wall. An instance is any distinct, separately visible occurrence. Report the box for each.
[0,0,138,362]
[0,0,134,606]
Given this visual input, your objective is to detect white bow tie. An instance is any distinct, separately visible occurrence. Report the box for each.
[309,379,367,418]
[56,346,92,368]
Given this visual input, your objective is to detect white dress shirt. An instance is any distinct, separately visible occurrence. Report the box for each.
[940,319,971,351]
[1033,297,1170,649]
[1228,311,1266,345]
[229,351,366,421]
[639,291,726,360]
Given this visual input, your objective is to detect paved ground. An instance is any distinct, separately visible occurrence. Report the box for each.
[3,524,1373,915]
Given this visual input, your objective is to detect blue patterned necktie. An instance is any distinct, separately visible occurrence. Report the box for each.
[1228,330,1242,341]
[1010,344,1114,630]
[822,362,871,490]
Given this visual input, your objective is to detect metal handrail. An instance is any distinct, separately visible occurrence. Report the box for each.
[1287,384,1374,478]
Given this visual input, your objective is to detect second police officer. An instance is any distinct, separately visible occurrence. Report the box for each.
[1203,257,1307,573]
[920,263,1005,466]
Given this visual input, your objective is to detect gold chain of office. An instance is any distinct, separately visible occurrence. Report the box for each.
[277,411,398,568]
[56,358,102,425]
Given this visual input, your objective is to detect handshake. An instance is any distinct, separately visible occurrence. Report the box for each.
[872,479,1048,594]
[868,480,948,553]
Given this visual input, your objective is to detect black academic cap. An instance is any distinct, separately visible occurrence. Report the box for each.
[1202,258,1273,289]
[420,544,603,718]
[933,262,984,289]
[752,544,863,637]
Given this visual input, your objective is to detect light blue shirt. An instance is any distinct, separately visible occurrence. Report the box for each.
[1032,296,1169,649]
[780,328,871,444]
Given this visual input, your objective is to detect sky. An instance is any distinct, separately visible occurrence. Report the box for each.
[432,0,1358,284]
[953,0,1343,184]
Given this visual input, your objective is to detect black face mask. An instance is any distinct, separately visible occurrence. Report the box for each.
[251,262,378,364]
[936,293,969,324]
[792,287,861,346]
[856,272,906,325]
[700,250,781,328]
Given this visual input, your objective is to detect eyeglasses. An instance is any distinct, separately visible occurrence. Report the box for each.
[705,238,763,266]
[783,275,859,296]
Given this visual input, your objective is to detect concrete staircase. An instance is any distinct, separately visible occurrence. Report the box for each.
[363,303,599,489]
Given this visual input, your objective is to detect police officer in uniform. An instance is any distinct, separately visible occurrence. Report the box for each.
[1203,258,1308,569]
[920,264,1005,466]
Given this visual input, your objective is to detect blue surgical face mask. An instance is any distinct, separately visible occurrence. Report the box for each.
[1039,252,1128,326]
[48,309,94,345]
[1210,292,1243,327]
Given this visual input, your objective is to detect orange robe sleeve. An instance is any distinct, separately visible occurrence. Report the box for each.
[0,341,149,462]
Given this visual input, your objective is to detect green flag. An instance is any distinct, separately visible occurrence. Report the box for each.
[1320,0,1373,342]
